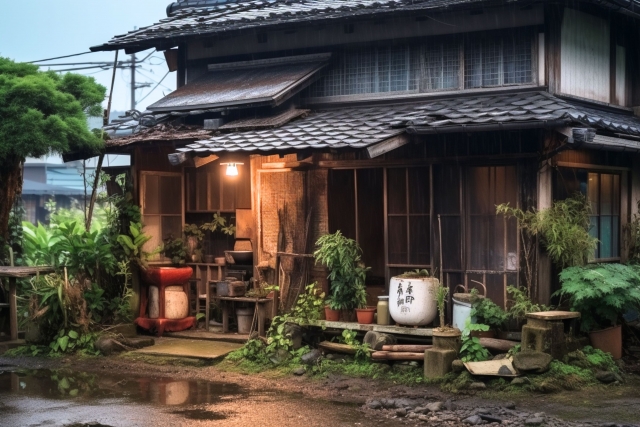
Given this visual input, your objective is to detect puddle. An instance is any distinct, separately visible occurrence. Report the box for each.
[0,368,244,404]
[0,368,404,426]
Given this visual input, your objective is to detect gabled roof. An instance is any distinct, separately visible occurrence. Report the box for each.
[148,54,330,112]
[91,0,493,52]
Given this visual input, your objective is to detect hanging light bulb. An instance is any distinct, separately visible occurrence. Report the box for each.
[221,162,243,176]
[226,163,239,176]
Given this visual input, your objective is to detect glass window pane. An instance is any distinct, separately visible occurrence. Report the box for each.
[142,215,161,257]
[387,168,407,214]
[388,216,408,264]
[600,216,612,258]
[612,216,619,258]
[409,216,430,265]
[160,176,182,215]
[433,165,460,214]
[504,35,532,84]
[143,175,160,214]
[162,216,183,241]
[589,216,599,259]
[613,174,620,215]
[600,174,613,215]
[424,42,459,90]
[464,41,483,88]
[440,216,461,270]
[588,173,599,214]
[408,167,430,214]
[482,39,501,86]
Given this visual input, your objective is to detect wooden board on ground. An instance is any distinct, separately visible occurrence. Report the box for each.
[371,351,424,361]
[381,344,432,352]
[479,338,517,353]
[318,341,358,354]
[464,359,519,377]
[307,320,433,337]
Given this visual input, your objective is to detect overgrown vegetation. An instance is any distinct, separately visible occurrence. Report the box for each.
[8,173,155,356]
[506,285,549,324]
[470,289,508,329]
[314,231,369,310]
[459,322,491,362]
[556,263,640,332]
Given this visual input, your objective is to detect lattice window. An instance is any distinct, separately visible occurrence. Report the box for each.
[422,42,460,91]
[307,46,418,97]
[465,34,533,88]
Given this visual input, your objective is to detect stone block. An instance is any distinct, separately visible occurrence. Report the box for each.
[521,320,567,359]
[424,348,457,379]
[363,331,397,350]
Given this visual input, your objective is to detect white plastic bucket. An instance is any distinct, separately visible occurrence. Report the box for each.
[236,307,254,333]
[452,297,472,330]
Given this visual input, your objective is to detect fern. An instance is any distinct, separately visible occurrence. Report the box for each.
[555,264,640,332]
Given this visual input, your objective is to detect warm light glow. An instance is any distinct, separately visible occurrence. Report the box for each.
[226,163,239,176]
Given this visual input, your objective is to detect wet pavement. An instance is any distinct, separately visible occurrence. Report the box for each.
[0,365,403,427]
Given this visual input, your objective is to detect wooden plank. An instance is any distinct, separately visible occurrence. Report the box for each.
[318,341,357,354]
[478,338,517,353]
[307,320,433,337]
[194,155,219,168]
[372,351,424,361]
[366,134,410,159]
[381,344,432,352]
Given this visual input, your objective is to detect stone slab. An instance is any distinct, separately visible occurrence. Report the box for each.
[133,337,242,360]
[526,311,580,321]
[424,348,457,379]
[464,359,518,377]
[165,330,249,344]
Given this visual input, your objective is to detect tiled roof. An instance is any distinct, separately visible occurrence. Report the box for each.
[173,91,640,155]
[177,104,413,153]
[401,92,640,136]
[91,0,490,52]
[148,54,330,112]
[106,123,213,147]
[218,108,310,130]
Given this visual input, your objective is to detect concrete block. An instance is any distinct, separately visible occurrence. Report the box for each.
[424,348,457,379]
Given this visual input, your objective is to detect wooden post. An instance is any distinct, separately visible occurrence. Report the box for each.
[222,301,229,333]
[257,302,266,337]
[9,277,17,341]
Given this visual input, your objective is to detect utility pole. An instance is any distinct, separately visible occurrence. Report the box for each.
[130,53,136,110]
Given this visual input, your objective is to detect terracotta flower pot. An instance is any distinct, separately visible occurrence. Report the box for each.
[355,307,376,324]
[325,306,340,321]
[589,325,622,360]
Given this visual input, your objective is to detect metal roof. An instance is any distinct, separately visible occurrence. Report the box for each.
[147,54,330,112]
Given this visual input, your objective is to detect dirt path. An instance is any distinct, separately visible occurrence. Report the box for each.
[2,353,639,425]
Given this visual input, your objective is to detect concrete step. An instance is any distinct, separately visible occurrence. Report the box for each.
[132,337,242,360]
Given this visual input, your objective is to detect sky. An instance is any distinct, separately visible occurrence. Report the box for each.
[0,0,177,114]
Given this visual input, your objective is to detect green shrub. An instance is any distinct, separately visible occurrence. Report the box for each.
[555,263,640,331]
[470,290,508,329]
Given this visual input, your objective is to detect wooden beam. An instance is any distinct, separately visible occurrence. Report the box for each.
[194,154,219,168]
[260,159,313,169]
[366,134,410,158]
[372,351,425,361]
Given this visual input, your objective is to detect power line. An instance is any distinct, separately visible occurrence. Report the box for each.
[28,51,94,63]
[137,71,171,105]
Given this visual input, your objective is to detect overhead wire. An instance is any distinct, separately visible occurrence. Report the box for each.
[28,51,94,63]
[137,71,171,105]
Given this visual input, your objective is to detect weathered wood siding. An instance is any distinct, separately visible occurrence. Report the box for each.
[560,8,610,103]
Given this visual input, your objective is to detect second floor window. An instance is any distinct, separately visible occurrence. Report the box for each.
[306,30,534,99]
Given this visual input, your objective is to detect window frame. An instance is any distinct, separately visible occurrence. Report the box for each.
[140,171,185,261]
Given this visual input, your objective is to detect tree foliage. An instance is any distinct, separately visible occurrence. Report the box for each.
[0,57,105,161]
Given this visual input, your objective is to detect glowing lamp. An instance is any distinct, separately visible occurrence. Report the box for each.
[221,162,243,176]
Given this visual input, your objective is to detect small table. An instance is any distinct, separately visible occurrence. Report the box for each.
[0,266,55,341]
[214,296,273,337]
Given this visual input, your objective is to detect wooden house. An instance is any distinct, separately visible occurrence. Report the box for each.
[92,0,640,316]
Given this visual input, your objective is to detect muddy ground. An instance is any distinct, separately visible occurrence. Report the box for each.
[1,353,639,426]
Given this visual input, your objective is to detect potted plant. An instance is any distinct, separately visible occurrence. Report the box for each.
[183,224,204,263]
[555,263,640,359]
[314,231,370,322]
[432,282,462,352]
[389,269,438,326]
[470,290,508,338]
[162,236,187,266]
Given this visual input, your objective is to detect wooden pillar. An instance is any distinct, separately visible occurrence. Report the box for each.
[9,277,17,341]
[537,145,554,305]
